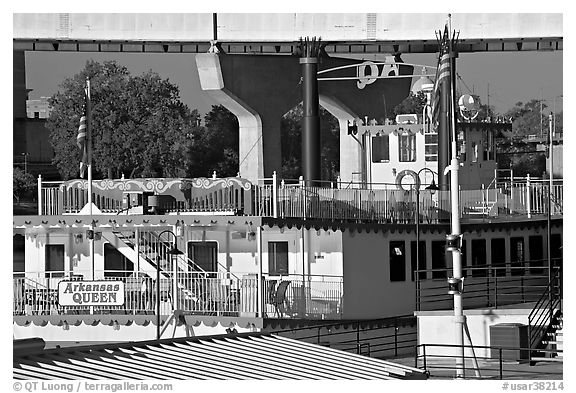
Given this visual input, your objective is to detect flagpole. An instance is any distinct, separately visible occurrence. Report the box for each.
[86,78,93,215]
[86,77,95,281]
[446,14,466,379]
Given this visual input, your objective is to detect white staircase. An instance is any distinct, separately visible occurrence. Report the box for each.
[101,232,161,277]
[545,312,563,359]
[102,231,201,306]
[530,311,563,363]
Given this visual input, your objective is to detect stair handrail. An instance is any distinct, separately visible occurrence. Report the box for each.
[106,231,171,279]
[151,231,205,273]
[23,276,49,291]
[528,268,562,351]
[152,230,240,280]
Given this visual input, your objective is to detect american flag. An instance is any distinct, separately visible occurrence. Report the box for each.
[431,25,451,126]
[76,105,88,178]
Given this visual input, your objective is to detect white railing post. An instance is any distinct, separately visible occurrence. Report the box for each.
[135,228,140,272]
[173,254,178,313]
[337,175,341,189]
[256,226,263,318]
[504,182,508,212]
[299,176,306,218]
[37,174,42,215]
[526,174,531,218]
[481,183,486,213]
[272,171,278,218]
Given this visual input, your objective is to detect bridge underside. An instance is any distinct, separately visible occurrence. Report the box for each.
[13,38,563,54]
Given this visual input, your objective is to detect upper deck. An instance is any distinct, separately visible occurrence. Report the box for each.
[34,174,563,224]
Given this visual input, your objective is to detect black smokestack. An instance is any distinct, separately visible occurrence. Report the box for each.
[300,36,321,186]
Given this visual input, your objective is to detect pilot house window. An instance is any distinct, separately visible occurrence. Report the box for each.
[398,134,416,162]
[372,135,390,162]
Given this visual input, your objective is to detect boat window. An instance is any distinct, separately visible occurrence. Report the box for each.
[389,241,406,282]
[268,241,289,276]
[13,234,25,277]
[425,125,438,162]
[471,142,478,162]
[510,237,525,276]
[45,244,64,278]
[458,129,466,162]
[424,133,438,162]
[188,241,218,272]
[398,134,416,162]
[551,234,562,270]
[410,240,426,281]
[431,241,447,278]
[491,238,506,276]
[460,239,467,276]
[471,239,487,277]
[483,129,495,161]
[371,135,390,162]
[528,235,544,274]
[104,243,133,277]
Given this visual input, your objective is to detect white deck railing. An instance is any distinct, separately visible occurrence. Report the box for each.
[263,274,344,319]
[13,270,260,317]
[13,270,344,320]
[36,175,563,222]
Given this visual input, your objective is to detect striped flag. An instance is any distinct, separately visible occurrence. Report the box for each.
[431,25,451,126]
[77,105,88,178]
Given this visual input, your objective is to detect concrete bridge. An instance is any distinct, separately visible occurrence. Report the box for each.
[14,13,563,182]
[14,13,562,54]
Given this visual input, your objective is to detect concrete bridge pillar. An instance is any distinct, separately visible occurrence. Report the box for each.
[196,52,412,184]
[196,54,265,182]
[319,95,361,186]
[196,53,301,182]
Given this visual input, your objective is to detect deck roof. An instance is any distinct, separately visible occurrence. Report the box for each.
[14,333,427,380]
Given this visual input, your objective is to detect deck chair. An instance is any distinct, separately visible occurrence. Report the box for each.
[264,280,277,317]
[274,281,291,318]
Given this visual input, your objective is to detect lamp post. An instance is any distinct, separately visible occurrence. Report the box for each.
[156,229,183,341]
[410,71,436,281]
[547,112,554,322]
[415,168,439,280]
[21,153,28,174]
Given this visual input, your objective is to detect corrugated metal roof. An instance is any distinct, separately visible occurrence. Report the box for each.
[14,333,427,380]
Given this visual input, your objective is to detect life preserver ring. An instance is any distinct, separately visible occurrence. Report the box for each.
[395,170,421,191]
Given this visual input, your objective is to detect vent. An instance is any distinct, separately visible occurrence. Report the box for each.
[366,13,377,40]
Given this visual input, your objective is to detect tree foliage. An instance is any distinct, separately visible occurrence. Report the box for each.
[495,99,563,177]
[392,91,427,118]
[504,99,548,139]
[496,140,546,177]
[13,167,36,201]
[46,60,199,179]
[187,105,239,178]
[281,105,339,181]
